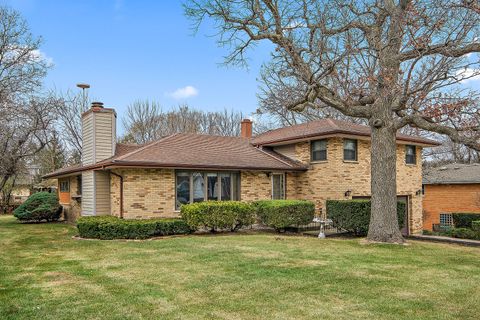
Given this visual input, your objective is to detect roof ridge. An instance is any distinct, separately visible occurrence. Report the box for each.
[113,134,180,161]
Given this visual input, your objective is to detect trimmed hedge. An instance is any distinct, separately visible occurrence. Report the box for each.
[181,201,255,232]
[254,200,315,232]
[13,192,62,222]
[77,216,192,240]
[452,213,480,228]
[326,200,405,236]
[472,221,480,232]
[450,228,480,240]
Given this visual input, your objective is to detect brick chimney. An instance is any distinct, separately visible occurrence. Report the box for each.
[241,119,252,138]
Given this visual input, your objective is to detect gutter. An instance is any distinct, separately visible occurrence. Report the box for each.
[108,170,124,219]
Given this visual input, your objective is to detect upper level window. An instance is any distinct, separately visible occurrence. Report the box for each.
[343,139,358,161]
[405,145,416,164]
[272,173,285,200]
[175,171,240,209]
[311,139,327,161]
[59,180,69,192]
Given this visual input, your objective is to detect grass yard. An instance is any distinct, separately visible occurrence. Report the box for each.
[1,216,479,320]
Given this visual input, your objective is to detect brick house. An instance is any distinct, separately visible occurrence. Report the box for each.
[44,102,438,234]
[422,163,480,231]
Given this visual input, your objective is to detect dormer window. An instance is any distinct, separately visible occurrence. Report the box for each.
[311,139,327,161]
[343,139,358,161]
[406,145,416,164]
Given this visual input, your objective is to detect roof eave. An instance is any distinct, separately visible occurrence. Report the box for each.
[253,130,440,147]
[107,160,308,172]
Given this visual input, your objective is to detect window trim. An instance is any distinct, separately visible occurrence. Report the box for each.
[439,213,453,226]
[175,171,240,210]
[343,139,358,162]
[310,139,328,162]
[271,173,286,200]
[405,145,417,165]
[59,180,69,193]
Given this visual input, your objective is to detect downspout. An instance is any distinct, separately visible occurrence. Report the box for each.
[109,170,124,219]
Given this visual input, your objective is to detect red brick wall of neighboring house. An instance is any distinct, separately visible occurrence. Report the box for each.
[422,184,480,230]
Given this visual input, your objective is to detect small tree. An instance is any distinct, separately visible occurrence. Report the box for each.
[185,0,480,243]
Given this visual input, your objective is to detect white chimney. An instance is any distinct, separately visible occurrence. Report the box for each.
[80,102,116,216]
[81,102,116,165]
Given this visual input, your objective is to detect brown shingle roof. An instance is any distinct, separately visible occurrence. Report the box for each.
[423,163,480,185]
[252,118,440,146]
[112,133,306,171]
[42,143,144,178]
[43,135,306,178]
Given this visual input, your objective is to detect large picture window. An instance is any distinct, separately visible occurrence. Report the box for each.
[343,139,358,161]
[311,139,327,161]
[175,171,240,209]
[272,173,285,200]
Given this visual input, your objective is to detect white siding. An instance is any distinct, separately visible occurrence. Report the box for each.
[81,171,94,215]
[273,144,298,161]
[95,171,111,215]
[82,113,94,165]
[94,113,115,162]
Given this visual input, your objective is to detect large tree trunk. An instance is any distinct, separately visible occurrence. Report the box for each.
[367,118,404,243]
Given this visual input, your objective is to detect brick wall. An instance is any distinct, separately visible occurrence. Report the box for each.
[279,137,423,234]
[103,137,424,234]
[110,168,176,219]
[422,184,480,230]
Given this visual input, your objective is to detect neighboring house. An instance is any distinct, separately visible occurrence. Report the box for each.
[422,163,480,231]
[44,102,438,233]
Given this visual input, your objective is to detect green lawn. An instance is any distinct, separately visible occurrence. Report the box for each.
[1,216,479,320]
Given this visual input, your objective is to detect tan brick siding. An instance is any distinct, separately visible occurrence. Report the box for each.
[276,138,423,234]
[110,168,176,219]
[102,137,423,234]
[422,184,480,230]
[240,171,272,201]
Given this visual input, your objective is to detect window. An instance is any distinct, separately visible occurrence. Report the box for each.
[405,145,416,164]
[77,175,82,195]
[311,139,327,161]
[439,213,453,226]
[59,180,69,192]
[343,139,358,161]
[175,171,240,209]
[272,173,285,200]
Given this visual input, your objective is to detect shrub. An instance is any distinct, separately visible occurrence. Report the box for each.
[472,221,480,232]
[13,192,62,222]
[326,200,405,236]
[77,216,192,240]
[450,228,480,240]
[452,213,480,228]
[254,200,315,232]
[181,201,255,232]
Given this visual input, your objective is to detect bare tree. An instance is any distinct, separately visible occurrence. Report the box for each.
[52,90,90,163]
[185,0,480,243]
[0,6,49,104]
[0,6,52,195]
[0,96,53,193]
[122,101,244,144]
